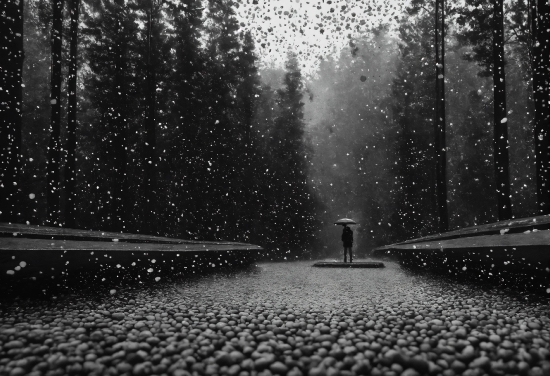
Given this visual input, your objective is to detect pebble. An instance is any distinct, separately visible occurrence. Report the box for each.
[270,361,288,374]
[0,261,549,376]
[489,334,501,344]
[111,312,125,321]
[469,356,491,370]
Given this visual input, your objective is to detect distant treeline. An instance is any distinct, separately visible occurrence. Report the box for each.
[1,0,319,258]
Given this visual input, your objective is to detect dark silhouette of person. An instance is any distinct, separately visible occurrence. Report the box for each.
[341,225,353,263]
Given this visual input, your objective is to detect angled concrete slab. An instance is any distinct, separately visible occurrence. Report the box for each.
[0,223,263,294]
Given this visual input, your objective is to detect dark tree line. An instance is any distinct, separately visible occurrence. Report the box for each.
[456,0,550,221]
[381,0,547,242]
[389,0,547,240]
[5,0,550,254]
[3,0,319,257]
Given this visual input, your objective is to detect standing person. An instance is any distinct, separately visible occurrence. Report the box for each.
[342,225,353,263]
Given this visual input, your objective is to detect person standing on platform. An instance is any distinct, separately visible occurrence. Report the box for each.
[342,225,353,263]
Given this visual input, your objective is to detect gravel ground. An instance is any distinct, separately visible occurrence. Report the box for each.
[0,259,549,376]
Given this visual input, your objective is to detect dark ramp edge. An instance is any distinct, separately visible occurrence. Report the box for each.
[372,223,550,293]
[0,222,254,246]
[0,223,263,294]
[384,214,550,246]
[313,262,385,268]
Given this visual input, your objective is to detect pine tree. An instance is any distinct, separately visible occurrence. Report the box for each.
[138,0,163,235]
[0,0,24,223]
[532,0,550,214]
[456,0,512,220]
[232,31,261,242]
[64,0,79,228]
[168,0,206,238]
[265,52,317,255]
[20,0,51,225]
[250,83,277,247]
[202,0,243,240]
[411,0,449,234]
[492,0,512,220]
[390,10,438,239]
[82,0,138,232]
[434,0,448,232]
[452,89,496,225]
[46,0,64,225]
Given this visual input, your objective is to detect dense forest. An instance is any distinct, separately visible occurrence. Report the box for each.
[1,0,319,259]
[308,0,547,254]
[1,0,549,258]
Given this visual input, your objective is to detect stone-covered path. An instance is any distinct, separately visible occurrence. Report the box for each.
[1,260,549,376]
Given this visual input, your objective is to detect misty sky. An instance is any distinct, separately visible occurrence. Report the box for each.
[233,0,406,75]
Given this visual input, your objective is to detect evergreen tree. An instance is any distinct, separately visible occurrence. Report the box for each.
[82,0,138,232]
[201,0,243,240]
[233,31,261,242]
[264,52,317,256]
[167,0,206,238]
[456,0,513,220]
[390,10,438,240]
[532,1,550,213]
[456,0,494,77]
[0,0,24,223]
[449,87,496,226]
[411,0,449,233]
[134,0,170,235]
[492,0,512,220]
[434,0,448,232]
[46,0,64,226]
[249,83,278,247]
[64,0,79,227]
[20,0,51,225]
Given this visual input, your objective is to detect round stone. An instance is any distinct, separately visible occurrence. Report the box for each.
[489,334,501,344]
[270,361,289,374]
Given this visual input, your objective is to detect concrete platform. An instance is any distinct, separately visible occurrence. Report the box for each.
[0,223,263,293]
[312,261,385,268]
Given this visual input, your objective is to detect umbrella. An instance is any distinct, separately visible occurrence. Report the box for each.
[334,218,357,225]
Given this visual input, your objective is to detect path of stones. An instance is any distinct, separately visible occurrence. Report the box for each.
[1,260,549,376]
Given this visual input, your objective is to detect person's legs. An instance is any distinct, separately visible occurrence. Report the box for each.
[349,247,353,263]
[344,247,351,263]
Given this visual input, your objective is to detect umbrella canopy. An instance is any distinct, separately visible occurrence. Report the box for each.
[334,218,357,225]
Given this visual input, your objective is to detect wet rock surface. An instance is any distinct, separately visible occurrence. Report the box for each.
[0,260,549,376]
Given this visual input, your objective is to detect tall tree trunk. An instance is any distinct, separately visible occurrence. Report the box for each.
[0,0,24,223]
[542,2,550,209]
[47,0,64,225]
[492,0,512,220]
[112,0,127,232]
[434,0,448,232]
[533,0,550,214]
[434,0,441,223]
[64,0,79,228]
[144,1,157,235]
[439,0,448,231]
